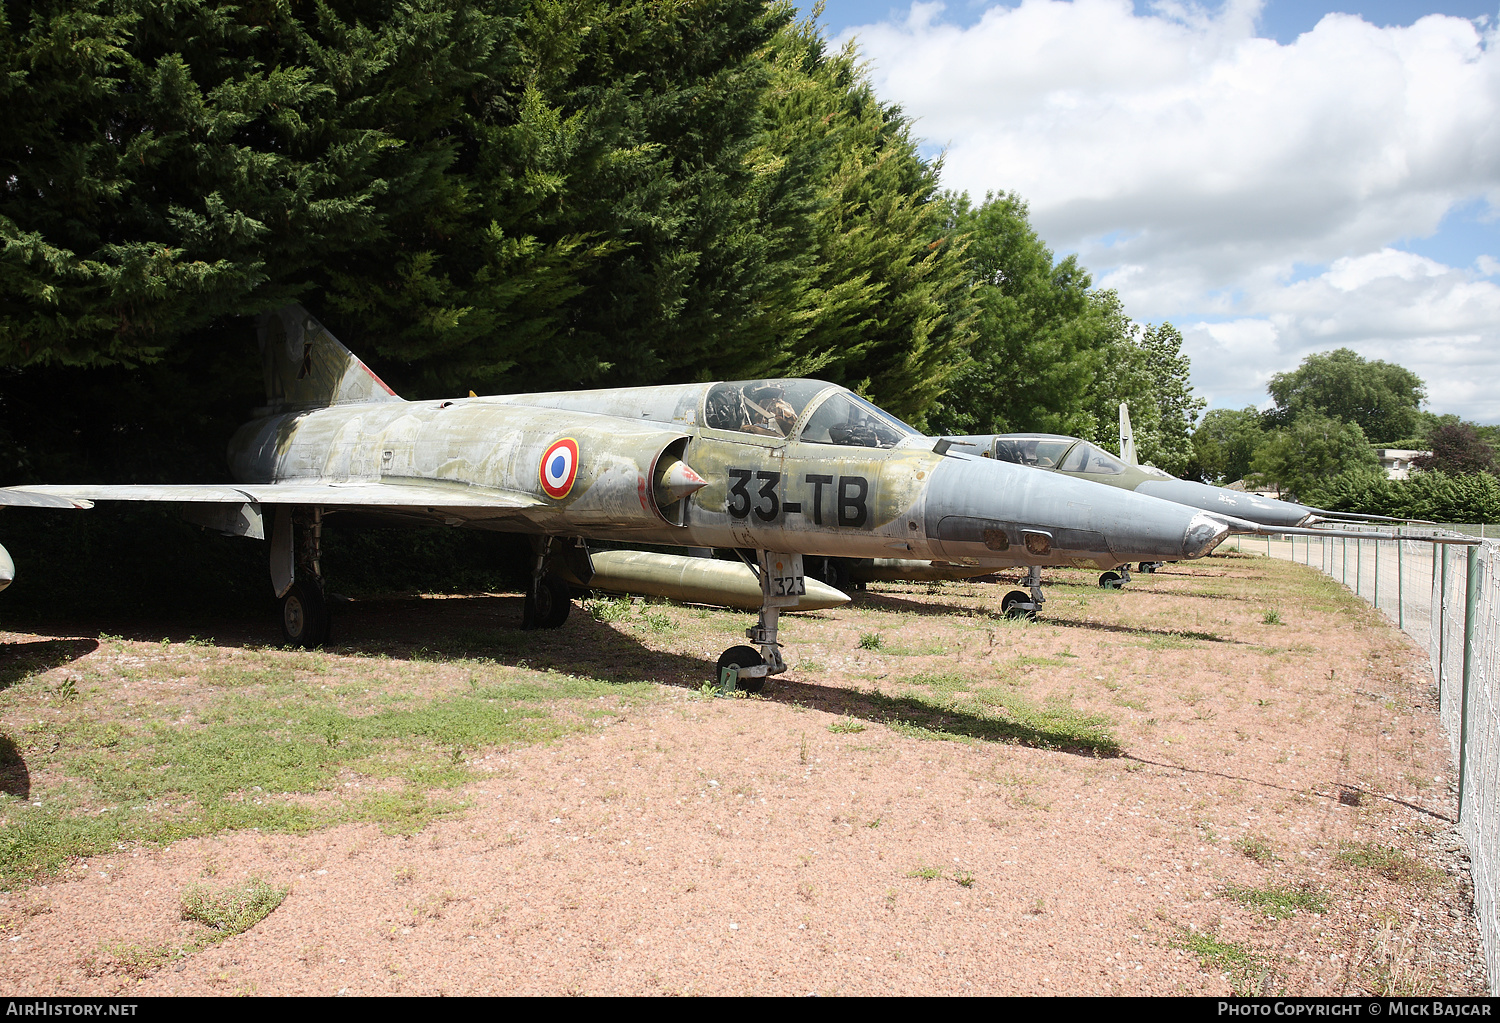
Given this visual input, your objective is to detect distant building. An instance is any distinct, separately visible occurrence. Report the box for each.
[1376,448,1428,480]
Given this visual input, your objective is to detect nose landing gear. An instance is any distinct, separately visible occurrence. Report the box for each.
[715,551,803,693]
[1001,565,1045,620]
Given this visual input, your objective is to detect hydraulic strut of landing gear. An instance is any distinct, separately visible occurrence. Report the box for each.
[1000,565,1046,620]
[271,506,330,648]
[715,550,802,694]
[523,536,591,630]
[1099,564,1132,589]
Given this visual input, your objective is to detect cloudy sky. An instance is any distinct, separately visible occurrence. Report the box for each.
[803,1,1500,427]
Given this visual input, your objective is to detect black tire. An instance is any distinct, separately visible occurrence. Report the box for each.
[523,574,572,630]
[280,582,329,648]
[716,645,765,693]
[1099,571,1123,589]
[1000,590,1034,620]
[1137,562,1158,574]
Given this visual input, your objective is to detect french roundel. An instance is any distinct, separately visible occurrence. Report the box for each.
[539,438,579,499]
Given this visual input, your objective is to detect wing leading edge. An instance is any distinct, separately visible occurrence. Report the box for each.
[0,480,541,511]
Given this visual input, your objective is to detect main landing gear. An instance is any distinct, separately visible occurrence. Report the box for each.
[1001,565,1045,620]
[272,507,330,648]
[523,536,592,631]
[1101,562,1162,588]
[714,550,801,693]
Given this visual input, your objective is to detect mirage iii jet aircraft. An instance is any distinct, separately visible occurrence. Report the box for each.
[1,306,1259,690]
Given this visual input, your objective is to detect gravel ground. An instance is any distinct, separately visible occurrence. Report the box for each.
[0,552,1485,996]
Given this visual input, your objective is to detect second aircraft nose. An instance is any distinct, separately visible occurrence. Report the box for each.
[922,455,1233,567]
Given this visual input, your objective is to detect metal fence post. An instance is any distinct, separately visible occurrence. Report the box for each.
[1439,545,1449,697]
[1397,532,1404,631]
[1357,536,1363,596]
[1374,536,1380,610]
[1458,544,1481,822]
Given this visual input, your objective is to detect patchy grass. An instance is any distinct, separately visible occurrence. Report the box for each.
[1172,929,1275,996]
[875,671,1119,755]
[1336,842,1445,887]
[1234,834,1280,864]
[181,876,289,941]
[1362,917,1443,997]
[0,638,664,888]
[1221,881,1327,920]
[857,633,883,651]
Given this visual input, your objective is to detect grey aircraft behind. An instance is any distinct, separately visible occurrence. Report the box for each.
[851,397,1449,614]
[0,306,1339,689]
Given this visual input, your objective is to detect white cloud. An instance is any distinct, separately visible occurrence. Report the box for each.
[841,0,1500,420]
[1182,255,1500,419]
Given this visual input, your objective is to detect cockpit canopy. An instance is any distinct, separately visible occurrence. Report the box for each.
[703,379,916,449]
[991,434,1128,476]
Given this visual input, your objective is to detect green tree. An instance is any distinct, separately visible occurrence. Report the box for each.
[1189,407,1265,486]
[747,18,973,423]
[1,0,519,369]
[925,191,1122,438]
[1399,471,1500,522]
[1265,348,1426,442]
[1300,467,1397,516]
[1248,415,1378,500]
[1097,321,1203,476]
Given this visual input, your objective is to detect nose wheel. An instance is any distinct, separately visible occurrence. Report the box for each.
[1001,589,1036,620]
[713,551,799,692]
[1001,565,1046,619]
[716,645,766,693]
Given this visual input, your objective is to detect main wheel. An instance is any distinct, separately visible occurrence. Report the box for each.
[1137,562,1158,574]
[716,645,765,693]
[826,558,853,594]
[523,574,572,630]
[280,582,329,648]
[1000,590,1034,620]
[1099,571,1123,589]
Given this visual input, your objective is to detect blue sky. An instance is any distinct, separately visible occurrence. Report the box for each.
[791,1,1500,424]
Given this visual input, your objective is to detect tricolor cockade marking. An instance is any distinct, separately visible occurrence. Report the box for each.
[539,438,580,499]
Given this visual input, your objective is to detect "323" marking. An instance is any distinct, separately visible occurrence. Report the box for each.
[725,470,869,527]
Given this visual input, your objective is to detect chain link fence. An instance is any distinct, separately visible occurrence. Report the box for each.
[1237,525,1499,992]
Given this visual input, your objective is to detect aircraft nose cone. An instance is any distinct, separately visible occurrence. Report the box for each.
[654,457,709,504]
[1136,479,1311,529]
[923,457,1236,565]
[1182,512,1231,560]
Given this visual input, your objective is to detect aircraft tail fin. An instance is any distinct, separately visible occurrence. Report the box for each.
[257,305,403,411]
[1118,403,1138,465]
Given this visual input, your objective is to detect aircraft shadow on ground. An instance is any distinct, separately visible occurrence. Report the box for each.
[856,592,1238,645]
[767,678,1119,758]
[0,638,97,800]
[0,638,99,691]
[5,596,1117,759]
[0,735,28,800]
[324,595,1120,758]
